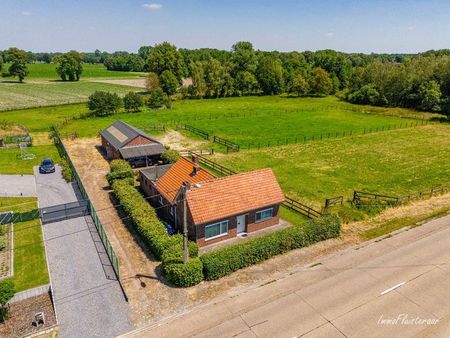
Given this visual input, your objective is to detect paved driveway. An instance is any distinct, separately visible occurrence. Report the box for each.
[35,167,133,338]
[0,174,36,197]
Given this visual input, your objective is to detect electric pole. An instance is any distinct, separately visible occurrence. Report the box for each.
[183,183,188,264]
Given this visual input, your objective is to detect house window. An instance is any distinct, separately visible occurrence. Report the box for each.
[169,206,174,216]
[205,220,229,240]
[255,208,273,222]
[158,195,163,205]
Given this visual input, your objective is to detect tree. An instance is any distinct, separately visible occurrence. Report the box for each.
[159,70,179,95]
[418,80,441,111]
[4,48,29,82]
[87,91,122,116]
[42,53,52,63]
[161,148,180,163]
[188,61,207,98]
[0,55,3,74]
[145,72,160,92]
[256,56,284,95]
[0,280,15,320]
[231,41,258,74]
[55,50,83,81]
[123,92,143,112]
[289,74,310,96]
[235,71,259,96]
[147,42,185,80]
[308,67,333,96]
[347,84,381,105]
[104,54,144,72]
[203,59,226,97]
[147,88,172,109]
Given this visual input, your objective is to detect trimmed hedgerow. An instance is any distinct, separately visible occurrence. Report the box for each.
[162,257,204,287]
[111,179,201,287]
[107,160,135,185]
[201,213,341,280]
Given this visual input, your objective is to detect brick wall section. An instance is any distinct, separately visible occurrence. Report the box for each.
[126,136,153,147]
[101,136,121,160]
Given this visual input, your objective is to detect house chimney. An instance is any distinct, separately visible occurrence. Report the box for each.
[191,155,200,176]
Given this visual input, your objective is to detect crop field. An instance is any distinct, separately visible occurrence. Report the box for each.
[56,96,428,139]
[0,81,143,111]
[2,63,145,80]
[211,124,450,208]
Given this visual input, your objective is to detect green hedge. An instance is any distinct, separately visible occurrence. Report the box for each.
[107,160,135,185]
[201,214,341,280]
[111,179,201,287]
[162,257,204,287]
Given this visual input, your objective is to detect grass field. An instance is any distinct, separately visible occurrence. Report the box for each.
[0,197,37,213]
[0,81,143,111]
[212,124,450,208]
[0,145,61,175]
[11,219,49,292]
[56,96,427,139]
[2,63,145,80]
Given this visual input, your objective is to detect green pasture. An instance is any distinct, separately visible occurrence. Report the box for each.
[212,124,450,208]
[57,96,427,139]
[2,63,145,80]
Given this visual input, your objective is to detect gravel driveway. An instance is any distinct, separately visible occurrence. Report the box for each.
[34,166,133,338]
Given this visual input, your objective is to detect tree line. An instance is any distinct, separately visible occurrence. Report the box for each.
[1,43,450,115]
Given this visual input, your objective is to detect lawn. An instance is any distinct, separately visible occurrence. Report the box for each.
[212,124,450,208]
[0,145,61,175]
[0,81,143,111]
[11,219,49,292]
[57,96,427,139]
[0,197,37,213]
[2,63,145,80]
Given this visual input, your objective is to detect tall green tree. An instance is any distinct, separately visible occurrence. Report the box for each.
[123,92,143,112]
[256,56,284,95]
[308,67,333,96]
[4,48,29,82]
[235,71,259,95]
[418,80,441,111]
[159,70,179,95]
[204,58,226,97]
[147,42,185,80]
[0,55,3,74]
[87,91,122,116]
[55,50,83,81]
[231,41,258,74]
[188,61,207,98]
[145,72,160,92]
[289,74,310,96]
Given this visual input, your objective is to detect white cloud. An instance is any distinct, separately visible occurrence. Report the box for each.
[21,11,32,16]
[142,3,162,10]
[325,32,334,37]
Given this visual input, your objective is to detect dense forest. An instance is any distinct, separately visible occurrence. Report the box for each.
[1,43,449,115]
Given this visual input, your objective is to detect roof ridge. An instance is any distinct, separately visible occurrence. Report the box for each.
[195,167,273,185]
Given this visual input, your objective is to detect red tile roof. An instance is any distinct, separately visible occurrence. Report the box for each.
[154,157,216,203]
[186,168,285,225]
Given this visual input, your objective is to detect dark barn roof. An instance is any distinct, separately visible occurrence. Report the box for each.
[100,120,160,150]
[119,144,166,159]
[139,164,173,181]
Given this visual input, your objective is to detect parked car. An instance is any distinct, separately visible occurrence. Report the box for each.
[39,158,56,174]
[163,222,175,236]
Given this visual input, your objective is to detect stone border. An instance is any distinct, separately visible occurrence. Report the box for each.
[10,284,51,303]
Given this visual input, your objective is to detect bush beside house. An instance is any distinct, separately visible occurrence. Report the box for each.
[106,160,135,185]
[201,213,341,280]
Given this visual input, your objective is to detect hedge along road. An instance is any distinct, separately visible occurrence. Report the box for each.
[122,213,450,338]
[34,166,133,338]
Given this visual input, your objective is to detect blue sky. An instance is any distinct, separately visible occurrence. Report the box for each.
[1,0,450,53]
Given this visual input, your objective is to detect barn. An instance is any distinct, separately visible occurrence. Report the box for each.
[100,120,165,167]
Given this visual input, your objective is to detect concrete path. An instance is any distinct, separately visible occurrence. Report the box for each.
[34,167,133,338]
[121,213,450,338]
[0,174,36,197]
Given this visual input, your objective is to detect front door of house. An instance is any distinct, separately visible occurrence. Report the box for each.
[237,214,246,234]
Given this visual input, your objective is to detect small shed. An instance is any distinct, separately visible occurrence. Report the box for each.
[100,120,165,167]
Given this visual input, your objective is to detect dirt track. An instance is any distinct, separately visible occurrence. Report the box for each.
[63,136,450,328]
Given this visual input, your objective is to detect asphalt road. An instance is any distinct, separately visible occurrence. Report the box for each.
[121,213,450,338]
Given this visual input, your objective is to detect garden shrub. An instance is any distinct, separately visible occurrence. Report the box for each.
[201,213,341,280]
[107,160,135,185]
[162,257,203,287]
[111,179,201,286]
[0,279,15,321]
[161,148,181,164]
[0,236,5,251]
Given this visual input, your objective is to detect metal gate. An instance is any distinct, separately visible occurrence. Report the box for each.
[40,200,89,224]
[0,212,13,225]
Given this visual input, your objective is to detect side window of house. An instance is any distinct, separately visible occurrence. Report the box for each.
[255,208,273,222]
[169,206,174,216]
[205,220,229,240]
